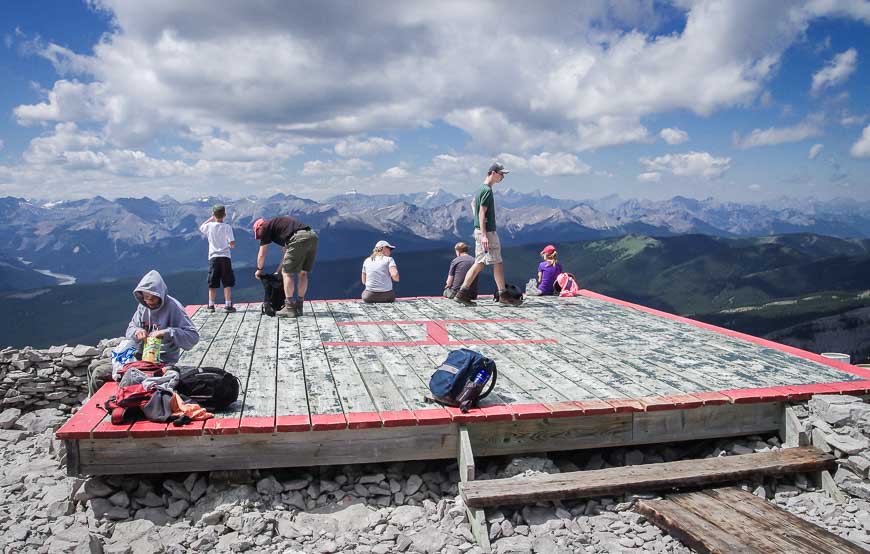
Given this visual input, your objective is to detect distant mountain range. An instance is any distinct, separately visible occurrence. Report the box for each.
[2,190,870,291]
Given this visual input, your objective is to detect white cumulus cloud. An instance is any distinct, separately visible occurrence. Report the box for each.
[733,118,822,149]
[640,151,731,179]
[659,127,689,145]
[637,172,661,182]
[301,158,373,176]
[335,137,396,157]
[808,143,824,159]
[811,48,858,95]
[527,152,591,177]
[851,125,870,158]
[381,166,409,179]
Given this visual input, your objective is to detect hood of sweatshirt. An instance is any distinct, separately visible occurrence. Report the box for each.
[133,270,167,309]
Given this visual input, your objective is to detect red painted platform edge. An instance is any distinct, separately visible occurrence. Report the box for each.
[129,421,168,438]
[311,413,348,431]
[412,408,453,425]
[204,417,241,435]
[643,394,705,411]
[166,421,206,436]
[822,380,870,395]
[574,400,617,415]
[479,404,515,422]
[512,403,556,420]
[275,415,311,432]
[56,384,116,440]
[379,410,418,428]
[579,289,870,381]
[184,304,200,317]
[608,399,645,413]
[239,416,276,433]
[91,421,132,439]
[543,401,586,418]
[445,407,489,423]
[692,391,731,405]
[346,412,383,430]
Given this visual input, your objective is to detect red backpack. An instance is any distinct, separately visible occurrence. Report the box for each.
[104,383,154,425]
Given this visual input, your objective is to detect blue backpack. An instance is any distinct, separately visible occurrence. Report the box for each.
[429,349,497,411]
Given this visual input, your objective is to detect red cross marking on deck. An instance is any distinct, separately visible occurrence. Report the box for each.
[321,319,557,347]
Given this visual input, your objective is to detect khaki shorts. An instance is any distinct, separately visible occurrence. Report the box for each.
[474,230,502,265]
[282,229,318,273]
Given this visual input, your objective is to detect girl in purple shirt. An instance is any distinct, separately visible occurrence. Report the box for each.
[533,245,563,295]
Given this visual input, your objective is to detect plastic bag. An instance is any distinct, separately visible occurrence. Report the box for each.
[111,339,139,381]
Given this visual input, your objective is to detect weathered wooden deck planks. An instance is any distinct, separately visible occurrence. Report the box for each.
[57,292,870,475]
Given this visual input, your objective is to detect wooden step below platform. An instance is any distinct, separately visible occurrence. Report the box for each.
[636,487,866,553]
[459,446,835,508]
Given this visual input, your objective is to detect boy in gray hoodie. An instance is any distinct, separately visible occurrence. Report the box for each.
[91,270,200,394]
[125,270,200,365]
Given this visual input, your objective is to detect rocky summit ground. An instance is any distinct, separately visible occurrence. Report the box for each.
[1,403,870,553]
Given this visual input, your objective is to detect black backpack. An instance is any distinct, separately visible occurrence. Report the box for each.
[176,366,241,410]
[260,273,286,316]
[498,284,524,306]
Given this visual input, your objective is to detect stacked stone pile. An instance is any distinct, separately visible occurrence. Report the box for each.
[804,395,870,500]
[0,338,119,416]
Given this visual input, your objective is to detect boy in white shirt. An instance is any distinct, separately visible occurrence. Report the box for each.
[199,204,236,312]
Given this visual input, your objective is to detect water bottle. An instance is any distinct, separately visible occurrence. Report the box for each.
[457,369,490,413]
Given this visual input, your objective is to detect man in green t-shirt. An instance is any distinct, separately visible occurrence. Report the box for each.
[455,162,511,306]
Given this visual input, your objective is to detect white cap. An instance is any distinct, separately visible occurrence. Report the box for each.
[375,240,396,249]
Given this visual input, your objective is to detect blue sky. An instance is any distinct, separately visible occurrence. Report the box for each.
[1,0,869,202]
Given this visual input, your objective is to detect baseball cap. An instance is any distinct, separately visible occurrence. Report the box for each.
[375,240,396,249]
[488,162,509,175]
[212,204,226,216]
[253,218,267,240]
[540,244,556,255]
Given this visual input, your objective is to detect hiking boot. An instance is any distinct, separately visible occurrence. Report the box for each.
[294,299,305,317]
[454,288,476,307]
[207,305,215,312]
[224,305,236,313]
[275,302,297,317]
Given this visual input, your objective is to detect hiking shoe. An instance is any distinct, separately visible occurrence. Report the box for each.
[275,303,297,317]
[207,305,215,312]
[224,305,237,313]
[454,289,476,307]
[294,300,304,317]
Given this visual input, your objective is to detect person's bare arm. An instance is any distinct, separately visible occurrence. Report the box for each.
[390,266,400,282]
[229,241,235,249]
[445,275,454,288]
[254,244,268,279]
[478,204,489,250]
[361,272,367,286]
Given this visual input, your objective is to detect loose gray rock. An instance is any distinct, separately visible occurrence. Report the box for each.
[0,407,21,429]
[256,475,284,496]
[409,527,449,553]
[404,474,423,496]
[391,505,426,527]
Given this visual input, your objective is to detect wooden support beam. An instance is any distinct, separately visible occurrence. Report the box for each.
[458,426,475,483]
[64,439,80,477]
[457,425,490,554]
[636,488,865,554]
[780,404,808,448]
[460,447,834,508]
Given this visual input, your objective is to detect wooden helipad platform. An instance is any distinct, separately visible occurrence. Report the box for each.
[58,291,870,476]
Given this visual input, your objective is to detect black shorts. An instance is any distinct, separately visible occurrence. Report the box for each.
[207,257,235,288]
